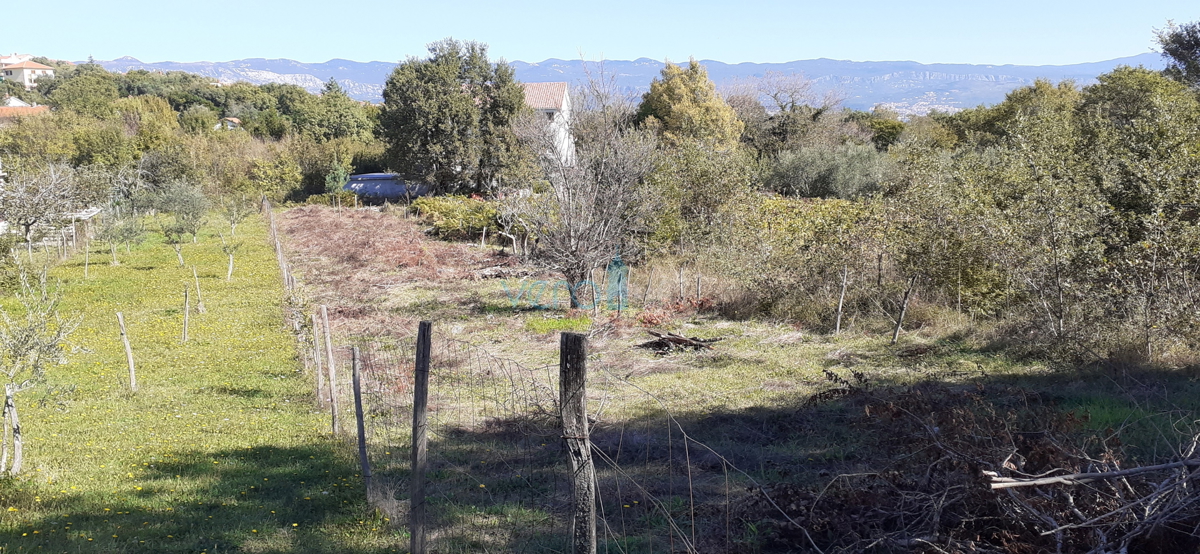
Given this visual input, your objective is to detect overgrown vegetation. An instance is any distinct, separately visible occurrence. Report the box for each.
[2,21,1200,552]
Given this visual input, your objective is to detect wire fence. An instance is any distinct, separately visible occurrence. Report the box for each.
[293,317,805,554]
[260,198,794,551]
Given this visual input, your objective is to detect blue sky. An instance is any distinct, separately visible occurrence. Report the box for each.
[7,0,1197,65]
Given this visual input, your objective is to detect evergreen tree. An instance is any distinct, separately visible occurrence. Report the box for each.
[634,59,743,149]
[379,39,526,194]
[1158,20,1200,87]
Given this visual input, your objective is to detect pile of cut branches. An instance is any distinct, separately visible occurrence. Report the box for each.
[635,330,721,354]
[735,383,1200,553]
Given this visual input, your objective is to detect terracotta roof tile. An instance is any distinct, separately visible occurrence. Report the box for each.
[0,106,50,119]
[522,82,568,111]
[2,61,54,70]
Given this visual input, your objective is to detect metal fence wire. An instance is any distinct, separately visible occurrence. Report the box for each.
[305,321,793,554]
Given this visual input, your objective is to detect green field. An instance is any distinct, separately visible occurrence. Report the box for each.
[0,215,398,553]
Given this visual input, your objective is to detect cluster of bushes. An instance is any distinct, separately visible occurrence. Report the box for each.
[0,62,385,202]
[410,196,498,240]
[693,66,1200,364]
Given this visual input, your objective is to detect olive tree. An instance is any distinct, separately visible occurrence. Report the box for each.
[0,271,79,475]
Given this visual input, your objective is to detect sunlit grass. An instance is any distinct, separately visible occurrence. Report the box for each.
[0,215,401,553]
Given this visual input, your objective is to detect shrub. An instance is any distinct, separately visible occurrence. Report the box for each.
[411,195,498,240]
[306,191,357,207]
[765,143,893,199]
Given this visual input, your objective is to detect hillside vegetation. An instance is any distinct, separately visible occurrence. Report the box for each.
[0,22,1199,552]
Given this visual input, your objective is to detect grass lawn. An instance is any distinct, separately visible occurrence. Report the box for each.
[0,214,400,553]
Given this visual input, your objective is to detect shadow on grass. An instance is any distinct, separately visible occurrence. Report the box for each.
[361,348,1200,553]
[0,444,400,553]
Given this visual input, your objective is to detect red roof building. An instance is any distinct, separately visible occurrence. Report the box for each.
[1,61,55,90]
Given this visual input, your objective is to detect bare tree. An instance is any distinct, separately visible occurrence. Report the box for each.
[516,68,658,307]
[0,165,78,260]
[0,271,79,475]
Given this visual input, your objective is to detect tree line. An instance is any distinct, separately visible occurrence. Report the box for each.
[4,23,1200,363]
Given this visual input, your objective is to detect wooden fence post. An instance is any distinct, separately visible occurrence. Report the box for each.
[193,267,206,314]
[835,265,848,335]
[312,313,327,406]
[891,274,918,345]
[321,305,340,435]
[560,332,596,554]
[117,312,137,392]
[182,286,190,344]
[411,321,432,554]
[677,266,685,301]
[642,268,653,307]
[352,347,371,493]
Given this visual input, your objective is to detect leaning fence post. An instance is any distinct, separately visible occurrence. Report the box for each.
[352,347,371,494]
[560,332,596,554]
[117,312,136,392]
[411,321,432,554]
[182,286,190,344]
[312,313,327,406]
[321,305,340,435]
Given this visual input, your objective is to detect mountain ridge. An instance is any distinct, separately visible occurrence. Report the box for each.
[92,53,1166,115]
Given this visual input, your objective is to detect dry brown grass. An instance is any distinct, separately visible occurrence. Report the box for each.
[278,206,513,336]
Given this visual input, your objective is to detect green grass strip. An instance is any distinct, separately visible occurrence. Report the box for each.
[0,214,403,553]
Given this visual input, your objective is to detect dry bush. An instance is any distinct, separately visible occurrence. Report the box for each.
[734,383,1200,553]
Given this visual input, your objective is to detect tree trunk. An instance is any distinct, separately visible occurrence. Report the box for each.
[227,254,235,281]
[7,386,22,475]
[592,268,600,317]
[566,271,588,309]
[110,243,119,265]
[173,244,184,267]
[0,394,8,473]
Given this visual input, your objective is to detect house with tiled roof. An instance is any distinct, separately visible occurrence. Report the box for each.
[0,54,34,66]
[521,82,575,166]
[1,60,54,90]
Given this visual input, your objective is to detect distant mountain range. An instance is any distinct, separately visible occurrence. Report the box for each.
[93,53,1167,115]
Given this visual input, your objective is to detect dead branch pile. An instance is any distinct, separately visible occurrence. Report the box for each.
[734,383,1200,553]
[635,330,722,354]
